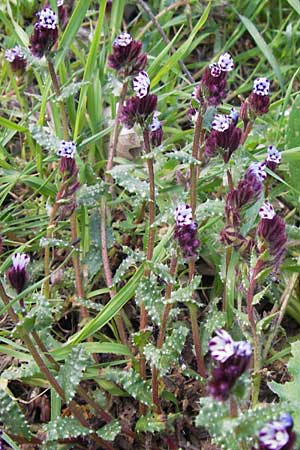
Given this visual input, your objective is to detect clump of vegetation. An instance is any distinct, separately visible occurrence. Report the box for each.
[1,1,300,449]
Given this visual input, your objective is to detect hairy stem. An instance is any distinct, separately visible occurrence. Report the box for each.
[188,111,206,377]
[152,254,177,410]
[100,198,128,345]
[246,258,264,406]
[106,80,128,177]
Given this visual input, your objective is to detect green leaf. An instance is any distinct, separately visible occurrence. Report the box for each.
[239,14,284,90]
[96,420,121,441]
[144,325,189,376]
[56,345,90,402]
[104,368,152,406]
[29,124,60,151]
[286,0,300,15]
[0,384,31,438]
[56,81,90,102]
[286,94,300,191]
[268,340,300,427]
[44,416,90,441]
[136,274,164,325]
[135,413,166,433]
[151,2,211,87]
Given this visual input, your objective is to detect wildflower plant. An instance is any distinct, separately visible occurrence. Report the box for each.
[0,2,299,450]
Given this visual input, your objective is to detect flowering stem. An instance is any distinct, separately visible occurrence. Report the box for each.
[47,59,69,140]
[100,198,128,345]
[106,80,128,177]
[188,110,206,377]
[190,111,202,214]
[240,121,253,146]
[47,58,90,328]
[246,257,264,406]
[152,254,177,410]
[140,129,156,332]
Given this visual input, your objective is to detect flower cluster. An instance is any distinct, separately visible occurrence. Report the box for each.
[253,413,296,450]
[192,52,234,107]
[120,70,157,130]
[108,32,147,78]
[258,201,287,274]
[266,145,281,172]
[56,141,80,219]
[241,77,271,122]
[149,112,163,147]
[30,7,58,58]
[5,45,27,72]
[7,253,30,294]
[205,109,242,163]
[208,329,252,401]
[174,204,200,259]
[225,161,267,227]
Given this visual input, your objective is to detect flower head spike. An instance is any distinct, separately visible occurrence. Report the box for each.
[57,141,78,176]
[149,111,163,146]
[30,7,58,57]
[266,145,281,171]
[120,94,157,129]
[205,113,242,163]
[174,204,200,260]
[249,77,270,116]
[208,330,252,401]
[108,32,147,78]
[196,52,234,106]
[254,414,296,450]
[5,45,27,72]
[218,52,234,71]
[133,70,150,98]
[258,202,287,274]
[7,253,30,293]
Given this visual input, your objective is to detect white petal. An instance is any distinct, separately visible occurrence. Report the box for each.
[113,32,132,47]
[218,52,234,71]
[259,201,276,220]
[211,114,231,132]
[57,141,76,159]
[267,145,281,164]
[253,77,270,96]
[208,329,236,363]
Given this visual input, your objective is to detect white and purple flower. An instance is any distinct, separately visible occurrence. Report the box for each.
[133,70,150,98]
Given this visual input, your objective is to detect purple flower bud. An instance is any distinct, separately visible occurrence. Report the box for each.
[254,414,296,450]
[30,7,58,58]
[108,32,147,77]
[208,329,252,401]
[258,202,287,273]
[205,113,242,163]
[174,204,200,260]
[266,145,281,172]
[5,45,27,72]
[7,253,30,293]
[120,94,157,129]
